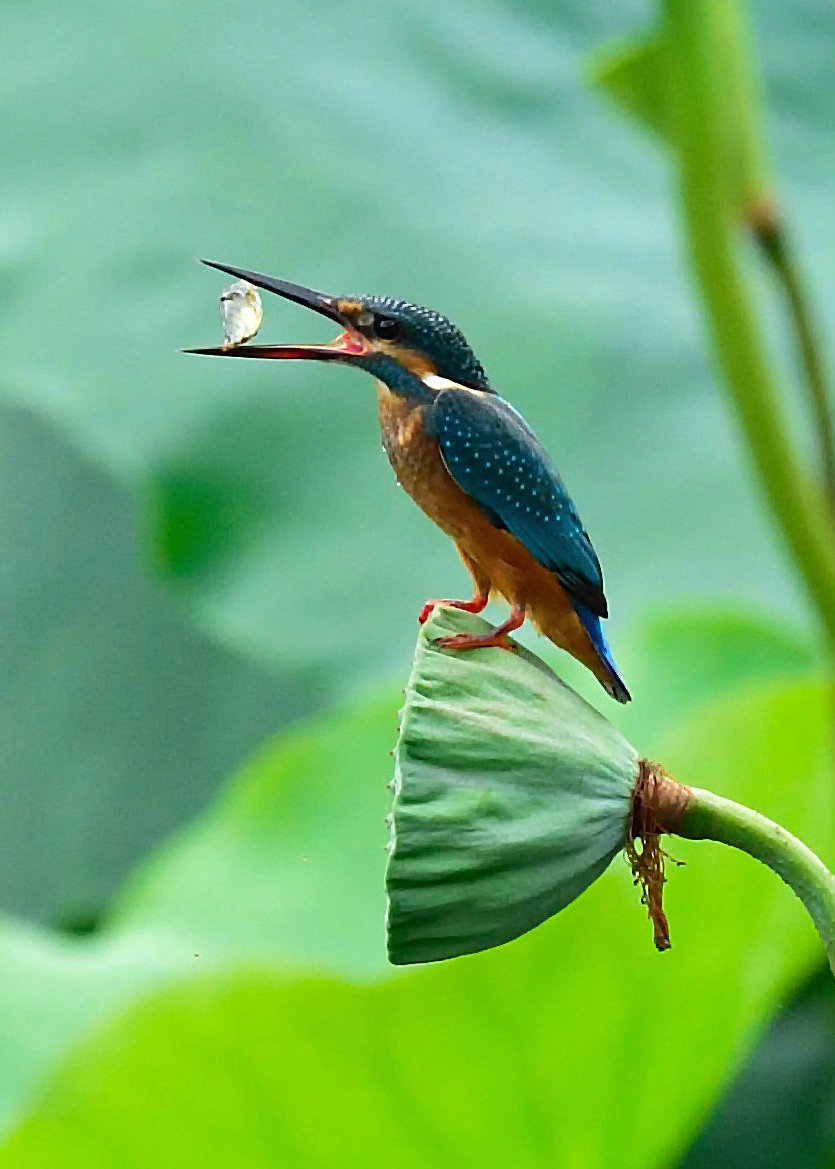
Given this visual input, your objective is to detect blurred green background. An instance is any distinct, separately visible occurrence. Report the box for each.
[1,0,833,1163]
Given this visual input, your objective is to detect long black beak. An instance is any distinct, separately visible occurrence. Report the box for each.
[184,259,371,361]
[200,260,346,324]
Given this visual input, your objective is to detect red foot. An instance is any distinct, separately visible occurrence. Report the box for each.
[435,606,525,652]
[418,595,488,625]
[436,632,519,652]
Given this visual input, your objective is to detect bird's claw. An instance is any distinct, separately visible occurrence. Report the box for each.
[418,601,437,625]
[418,597,489,625]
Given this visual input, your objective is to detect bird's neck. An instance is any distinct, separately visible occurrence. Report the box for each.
[355,352,436,405]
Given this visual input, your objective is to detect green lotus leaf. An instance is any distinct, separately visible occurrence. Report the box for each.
[386,606,639,964]
[587,34,670,143]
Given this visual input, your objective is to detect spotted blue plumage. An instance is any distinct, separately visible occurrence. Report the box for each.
[426,387,606,615]
[352,295,490,389]
[425,386,629,701]
[192,260,630,700]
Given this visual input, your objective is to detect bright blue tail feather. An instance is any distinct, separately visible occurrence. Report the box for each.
[573,603,631,704]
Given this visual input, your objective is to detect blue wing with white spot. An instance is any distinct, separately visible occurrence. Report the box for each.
[425,387,608,617]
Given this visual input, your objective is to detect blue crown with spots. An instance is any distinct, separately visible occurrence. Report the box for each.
[355,295,491,390]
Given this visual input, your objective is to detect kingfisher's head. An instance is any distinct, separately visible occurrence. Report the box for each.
[187,260,492,393]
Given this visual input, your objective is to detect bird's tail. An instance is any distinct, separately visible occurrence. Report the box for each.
[574,603,631,704]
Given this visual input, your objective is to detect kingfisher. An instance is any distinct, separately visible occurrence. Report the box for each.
[187,260,630,703]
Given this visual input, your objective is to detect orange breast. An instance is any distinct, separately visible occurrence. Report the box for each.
[376,384,608,684]
[377,384,485,542]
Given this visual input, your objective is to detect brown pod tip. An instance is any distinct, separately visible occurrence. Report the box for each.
[625,760,692,952]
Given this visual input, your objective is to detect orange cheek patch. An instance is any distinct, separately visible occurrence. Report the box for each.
[382,344,437,377]
[335,299,365,317]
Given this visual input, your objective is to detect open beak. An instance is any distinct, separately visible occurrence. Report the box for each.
[184,259,371,361]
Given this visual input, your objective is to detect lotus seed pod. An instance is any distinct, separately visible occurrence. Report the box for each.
[386,606,639,965]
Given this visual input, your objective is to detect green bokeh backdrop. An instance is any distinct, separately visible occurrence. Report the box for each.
[1,0,834,1163]
[4,0,833,921]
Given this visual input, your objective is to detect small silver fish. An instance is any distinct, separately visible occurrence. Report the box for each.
[219,280,263,350]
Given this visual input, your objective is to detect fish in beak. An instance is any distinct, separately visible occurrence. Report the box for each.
[184,260,371,361]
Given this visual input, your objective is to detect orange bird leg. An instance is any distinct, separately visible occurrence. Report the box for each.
[436,605,526,652]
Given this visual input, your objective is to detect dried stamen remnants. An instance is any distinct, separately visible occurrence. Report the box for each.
[625,760,691,951]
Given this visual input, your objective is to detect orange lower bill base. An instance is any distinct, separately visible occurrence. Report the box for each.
[185,330,370,362]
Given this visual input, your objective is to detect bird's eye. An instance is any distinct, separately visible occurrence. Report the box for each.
[374,316,400,341]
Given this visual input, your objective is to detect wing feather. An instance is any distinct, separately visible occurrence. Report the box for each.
[425,386,607,617]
